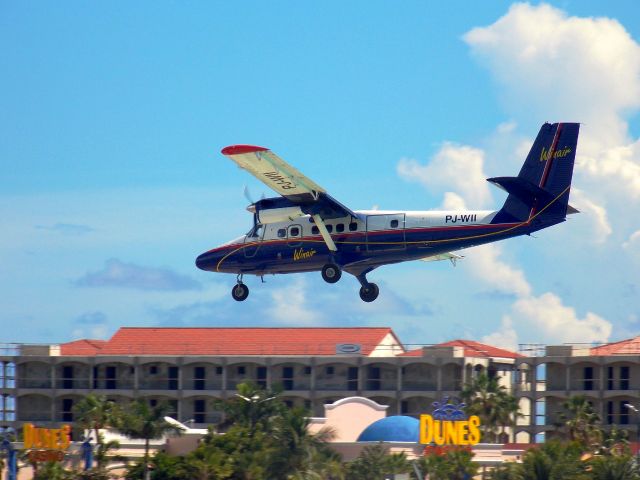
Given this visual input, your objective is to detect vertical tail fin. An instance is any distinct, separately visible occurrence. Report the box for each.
[490,122,580,224]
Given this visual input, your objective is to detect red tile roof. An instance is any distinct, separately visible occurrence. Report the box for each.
[591,336,640,356]
[60,339,107,356]
[400,339,521,359]
[61,327,400,356]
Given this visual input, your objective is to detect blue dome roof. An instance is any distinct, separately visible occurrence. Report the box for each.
[357,415,420,443]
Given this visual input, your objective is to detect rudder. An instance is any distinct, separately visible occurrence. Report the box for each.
[491,122,579,223]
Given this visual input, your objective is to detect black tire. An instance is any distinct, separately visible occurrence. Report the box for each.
[359,283,379,302]
[321,263,342,284]
[231,283,249,301]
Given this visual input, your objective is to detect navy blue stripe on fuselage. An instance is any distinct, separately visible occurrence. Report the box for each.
[199,220,539,275]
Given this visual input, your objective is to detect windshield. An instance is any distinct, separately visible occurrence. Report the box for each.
[246,223,264,238]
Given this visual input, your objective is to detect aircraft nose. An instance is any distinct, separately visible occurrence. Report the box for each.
[195,251,216,271]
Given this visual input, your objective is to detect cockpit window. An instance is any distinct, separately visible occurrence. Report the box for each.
[248,224,263,238]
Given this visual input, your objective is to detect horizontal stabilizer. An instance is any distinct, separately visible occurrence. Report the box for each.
[567,204,579,215]
[487,176,555,207]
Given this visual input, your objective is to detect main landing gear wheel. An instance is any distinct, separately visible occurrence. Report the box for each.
[359,283,379,302]
[321,263,342,284]
[231,283,249,302]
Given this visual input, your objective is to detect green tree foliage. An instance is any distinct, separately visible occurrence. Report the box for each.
[520,440,589,480]
[589,454,640,480]
[117,401,182,480]
[559,395,603,449]
[461,373,520,443]
[413,448,478,480]
[345,444,410,480]
[192,382,343,480]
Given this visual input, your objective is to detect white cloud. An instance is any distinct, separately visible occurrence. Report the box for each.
[464,2,640,197]
[266,277,322,325]
[570,189,612,243]
[441,192,468,210]
[578,139,640,198]
[465,244,532,298]
[482,317,518,351]
[397,143,493,208]
[510,292,611,344]
[623,230,640,250]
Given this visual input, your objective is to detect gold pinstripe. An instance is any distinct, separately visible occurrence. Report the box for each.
[215,185,571,271]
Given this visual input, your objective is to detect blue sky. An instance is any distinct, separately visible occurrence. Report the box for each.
[2,1,640,349]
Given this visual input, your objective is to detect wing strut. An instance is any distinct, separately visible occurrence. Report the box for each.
[312,214,338,252]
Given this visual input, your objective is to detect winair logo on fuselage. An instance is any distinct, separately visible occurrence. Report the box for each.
[445,214,477,223]
[540,146,572,162]
[293,247,316,261]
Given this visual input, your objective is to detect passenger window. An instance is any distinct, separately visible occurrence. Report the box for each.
[390,219,399,228]
[312,226,319,235]
[349,222,358,231]
[277,229,286,238]
[326,225,333,233]
[290,227,300,237]
[336,223,344,233]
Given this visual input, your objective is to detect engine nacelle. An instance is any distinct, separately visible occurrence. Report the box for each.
[257,206,304,224]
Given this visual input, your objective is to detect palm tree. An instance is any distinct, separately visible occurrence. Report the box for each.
[461,373,519,442]
[520,440,587,480]
[73,394,123,470]
[589,454,640,480]
[117,401,182,480]
[559,395,602,449]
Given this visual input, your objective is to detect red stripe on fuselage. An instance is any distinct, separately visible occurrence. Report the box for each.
[202,221,523,254]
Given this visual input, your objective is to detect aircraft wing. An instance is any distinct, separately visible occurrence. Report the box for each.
[221,145,356,219]
[419,252,464,266]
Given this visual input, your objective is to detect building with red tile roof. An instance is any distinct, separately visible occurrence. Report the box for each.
[400,339,521,359]
[590,335,640,356]
[61,327,403,357]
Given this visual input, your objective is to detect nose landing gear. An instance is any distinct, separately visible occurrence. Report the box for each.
[231,275,249,301]
[321,263,342,283]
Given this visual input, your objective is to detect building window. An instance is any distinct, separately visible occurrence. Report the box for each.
[194,366,206,390]
[238,366,246,375]
[150,366,158,375]
[216,366,223,375]
[620,366,630,390]
[62,398,74,422]
[304,366,311,375]
[149,399,157,407]
[168,367,179,390]
[326,366,334,375]
[607,401,614,425]
[194,399,206,424]
[607,367,614,390]
[583,366,593,391]
[621,401,630,425]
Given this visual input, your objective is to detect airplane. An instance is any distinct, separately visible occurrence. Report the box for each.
[196,122,579,302]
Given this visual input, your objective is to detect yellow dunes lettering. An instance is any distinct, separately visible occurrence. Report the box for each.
[540,146,572,162]
[293,247,316,261]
